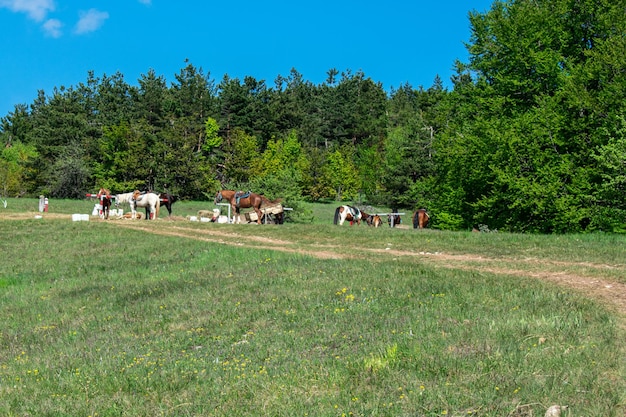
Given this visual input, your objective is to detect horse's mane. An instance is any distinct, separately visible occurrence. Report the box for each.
[97,188,111,197]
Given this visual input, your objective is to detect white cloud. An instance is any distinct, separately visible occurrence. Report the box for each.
[0,0,55,21]
[74,8,109,34]
[42,18,62,37]
[2,2,113,38]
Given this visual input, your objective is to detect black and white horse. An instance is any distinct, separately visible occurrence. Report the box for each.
[333,205,370,226]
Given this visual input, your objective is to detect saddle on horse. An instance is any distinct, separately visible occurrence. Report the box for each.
[348,206,361,219]
[234,191,251,208]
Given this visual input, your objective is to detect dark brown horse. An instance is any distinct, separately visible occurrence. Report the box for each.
[387,214,402,227]
[96,188,112,219]
[146,192,177,217]
[158,193,178,216]
[412,209,430,229]
[214,190,277,224]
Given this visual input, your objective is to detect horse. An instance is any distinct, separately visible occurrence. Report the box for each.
[413,209,430,229]
[333,205,370,226]
[158,192,178,217]
[388,214,402,227]
[115,192,135,207]
[370,214,383,227]
[116,190,176,217]
[96,188,112,219]
[143,192,177,218]
[130,190,160,220]
[214,190,277,224]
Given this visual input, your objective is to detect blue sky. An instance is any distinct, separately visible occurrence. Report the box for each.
[0,0,493,118]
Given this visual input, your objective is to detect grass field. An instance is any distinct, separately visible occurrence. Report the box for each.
[1,197,625,416]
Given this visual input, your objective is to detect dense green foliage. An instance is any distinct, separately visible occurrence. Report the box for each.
[2,0,626,232]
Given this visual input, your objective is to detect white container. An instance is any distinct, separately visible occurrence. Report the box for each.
[189,216,198,222]
[72,214,81,221]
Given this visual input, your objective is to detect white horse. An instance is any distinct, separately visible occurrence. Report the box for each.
[130,190,160,220]
[115,192,135,206]
[333,205,369,225]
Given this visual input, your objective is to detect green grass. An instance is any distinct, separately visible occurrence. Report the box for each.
[0,198,625,416]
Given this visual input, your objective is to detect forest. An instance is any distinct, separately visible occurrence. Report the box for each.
[1,0,626,233]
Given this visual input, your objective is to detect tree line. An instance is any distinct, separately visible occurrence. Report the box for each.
[2,0,626,233]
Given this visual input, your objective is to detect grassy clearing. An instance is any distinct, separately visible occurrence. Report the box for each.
[0,199,625,416]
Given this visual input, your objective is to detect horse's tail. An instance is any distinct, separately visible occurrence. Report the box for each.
[155,198,160,219]
[260,195,281,206]
[334,206,340,225]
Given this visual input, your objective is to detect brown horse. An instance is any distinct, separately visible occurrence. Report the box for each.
[370,215,383,227]
[96,188,112,219]
[412,209,430,229]
[214,190,277,224]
